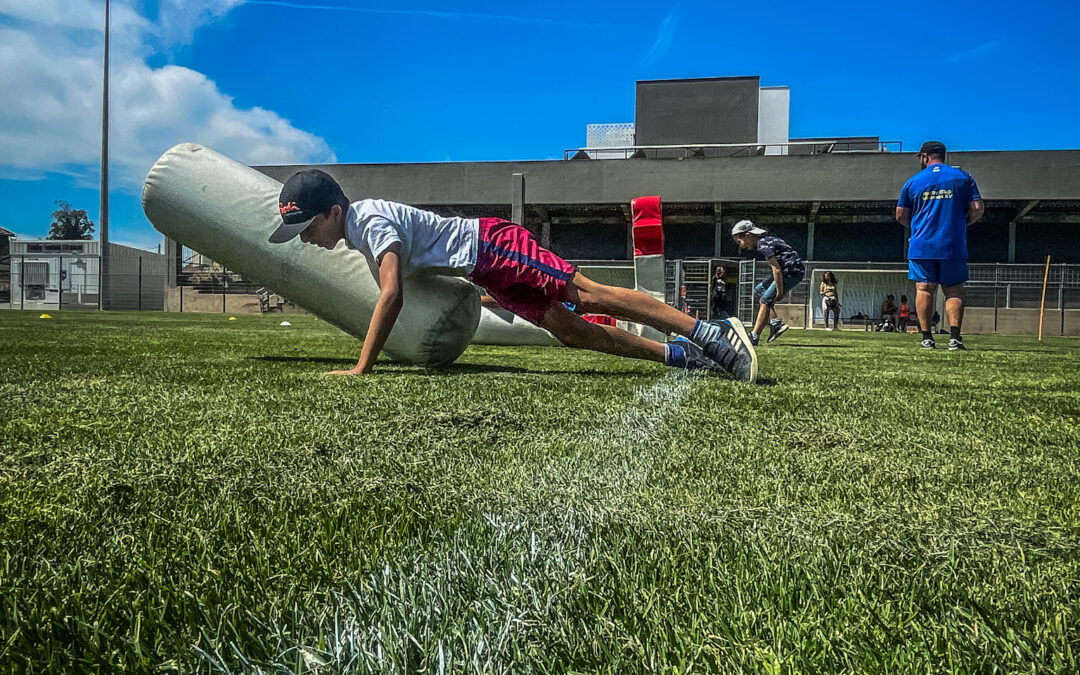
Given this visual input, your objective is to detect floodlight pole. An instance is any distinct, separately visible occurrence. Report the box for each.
[99,0,110,310]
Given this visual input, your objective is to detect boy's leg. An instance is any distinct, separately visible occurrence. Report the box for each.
[753,303,770,338]
[539,302,752,378]
[540,302,664,361]
[565,272,695,337]
[567,272,756,375]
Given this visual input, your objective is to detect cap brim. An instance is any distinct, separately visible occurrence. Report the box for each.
[268,216,315,244]
[749,227,766,235]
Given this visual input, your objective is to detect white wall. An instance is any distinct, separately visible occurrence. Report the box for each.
[757,87,790,155]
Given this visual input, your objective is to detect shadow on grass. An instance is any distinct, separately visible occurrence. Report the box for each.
[249,356,649,377]
[251,356,353,365]
[780,344,856,349]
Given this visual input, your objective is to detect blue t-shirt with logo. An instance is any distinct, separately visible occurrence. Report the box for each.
[898,163,981,260]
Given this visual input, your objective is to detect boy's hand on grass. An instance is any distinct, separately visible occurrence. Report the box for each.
[325,367,368,376]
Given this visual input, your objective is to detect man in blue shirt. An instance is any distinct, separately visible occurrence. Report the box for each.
[895,141,985,350]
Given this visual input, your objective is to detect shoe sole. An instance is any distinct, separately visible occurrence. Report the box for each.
[766,325,789,344]
[949,345,966,351]
[723,319,758,384]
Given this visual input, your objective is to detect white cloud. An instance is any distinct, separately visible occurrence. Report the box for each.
[0,0,334,192]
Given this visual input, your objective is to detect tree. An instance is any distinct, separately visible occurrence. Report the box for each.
[47,201,95,240]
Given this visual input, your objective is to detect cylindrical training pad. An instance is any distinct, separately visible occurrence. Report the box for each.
[142,143,480,365]
[473,305,562,346]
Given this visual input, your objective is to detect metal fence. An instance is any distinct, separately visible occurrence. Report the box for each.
[722,260,1080,331]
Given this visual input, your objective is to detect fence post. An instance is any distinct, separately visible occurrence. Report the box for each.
[58,257,63,312]
[138,257,143,312]
[222,268,227,313]
[20,256,24,311]
[1060,264,1066,337]
[993,263,999,333]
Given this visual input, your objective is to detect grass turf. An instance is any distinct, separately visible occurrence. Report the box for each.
[1,310,1079,673]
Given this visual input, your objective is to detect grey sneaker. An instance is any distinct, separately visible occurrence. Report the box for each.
[702,339,758,383]
[698,320,758,384]
[766,321,789,344]
[948,338,966,351]
[921,338,936,350]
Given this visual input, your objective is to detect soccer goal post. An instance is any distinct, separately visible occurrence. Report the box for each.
[808,268,933,326]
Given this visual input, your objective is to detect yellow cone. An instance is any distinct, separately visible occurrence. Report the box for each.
[229,316,237,320]
[39,313,51,319]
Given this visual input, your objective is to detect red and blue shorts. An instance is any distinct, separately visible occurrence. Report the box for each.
[469,218,577,326]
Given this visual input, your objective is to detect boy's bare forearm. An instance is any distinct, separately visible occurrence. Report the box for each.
[352,294,402,373]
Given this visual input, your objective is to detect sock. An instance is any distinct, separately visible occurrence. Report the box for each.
[770,318,783,327]
[922,330,933,341]
[950,326,961,340]
[664,343,687,368]
[750,332,759,342]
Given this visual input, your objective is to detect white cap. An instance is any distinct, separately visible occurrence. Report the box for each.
[731,219,766,236]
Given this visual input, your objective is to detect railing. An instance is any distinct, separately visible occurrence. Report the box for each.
[564,140,903,160]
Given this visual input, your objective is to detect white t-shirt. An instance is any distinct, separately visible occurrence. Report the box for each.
[343,199,479,278]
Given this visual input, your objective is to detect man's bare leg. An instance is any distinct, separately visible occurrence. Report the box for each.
[943,283,965,332]
[916,282,937,332]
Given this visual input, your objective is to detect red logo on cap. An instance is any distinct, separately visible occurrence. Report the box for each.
[279,201,301,215]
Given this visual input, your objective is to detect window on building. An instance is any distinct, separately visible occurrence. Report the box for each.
[24,261,49,286]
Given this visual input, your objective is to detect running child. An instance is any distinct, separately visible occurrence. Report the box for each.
[730,219,805,345]
[268,170,757,381]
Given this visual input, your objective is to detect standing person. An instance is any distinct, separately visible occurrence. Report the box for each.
[819,271,840,330]
[731,220,805,345]
[269,170,758,380]
[896,141,985,350]
[677,285,693,315]
[710,266,729,320]
[898,294,912,331]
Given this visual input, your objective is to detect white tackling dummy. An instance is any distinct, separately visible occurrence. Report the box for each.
[142,144,480,366]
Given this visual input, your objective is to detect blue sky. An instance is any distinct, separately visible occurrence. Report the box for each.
[1,0,1078,249]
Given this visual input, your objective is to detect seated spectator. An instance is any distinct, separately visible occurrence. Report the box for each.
[880,294,899,330]
[932,310,946,334]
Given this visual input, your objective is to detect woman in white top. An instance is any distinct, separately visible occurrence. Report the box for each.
[820,271,840,330]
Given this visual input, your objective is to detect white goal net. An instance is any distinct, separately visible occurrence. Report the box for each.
[808,268,925,324]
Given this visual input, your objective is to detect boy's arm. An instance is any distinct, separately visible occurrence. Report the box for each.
[327,243,404,375]
[768,256,784,298]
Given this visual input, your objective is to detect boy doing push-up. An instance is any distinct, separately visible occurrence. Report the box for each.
[269,170,757,381]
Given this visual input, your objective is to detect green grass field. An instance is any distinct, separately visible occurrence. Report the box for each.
[2,310,1079,673]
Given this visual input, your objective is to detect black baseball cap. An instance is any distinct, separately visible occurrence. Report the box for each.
[269,169,346,243]
[919,141,947,156]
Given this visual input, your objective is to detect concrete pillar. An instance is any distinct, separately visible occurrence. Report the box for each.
[164,237,181,287]
[713,202,723,257]
[1008,222,1016,262]
[806,221,815,261]
[511,172,525,226]
[536,205,551,249]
